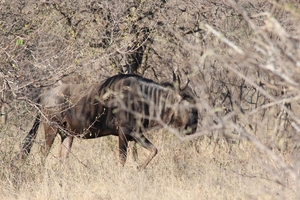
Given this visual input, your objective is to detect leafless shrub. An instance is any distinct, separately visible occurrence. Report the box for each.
[1,0,300,199]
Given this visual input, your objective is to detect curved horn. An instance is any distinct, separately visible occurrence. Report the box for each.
[172,68,181,90]
[172,68,190,90]
[180,78,190,91]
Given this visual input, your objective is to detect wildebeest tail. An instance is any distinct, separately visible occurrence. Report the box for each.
[18,109,41,159]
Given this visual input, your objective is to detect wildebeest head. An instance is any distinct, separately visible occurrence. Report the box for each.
[161,76,198,135]
[173,91,198,136]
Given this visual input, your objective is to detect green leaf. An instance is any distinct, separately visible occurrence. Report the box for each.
[16,39,23,45]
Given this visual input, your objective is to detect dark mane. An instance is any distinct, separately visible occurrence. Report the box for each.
[99,74,158,91]
[160,82,175,89]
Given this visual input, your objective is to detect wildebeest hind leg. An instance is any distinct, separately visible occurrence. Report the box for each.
[59,135,74,163]
[131,141,138,162]
[40,123,58,162]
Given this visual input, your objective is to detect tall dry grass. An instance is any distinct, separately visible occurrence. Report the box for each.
[0,123,296,200]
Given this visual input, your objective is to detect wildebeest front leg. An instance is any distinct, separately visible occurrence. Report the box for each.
[132,133,157,170]
[118,127,129,167]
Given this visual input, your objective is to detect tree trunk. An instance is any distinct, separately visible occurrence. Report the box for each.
[0,79,7,125]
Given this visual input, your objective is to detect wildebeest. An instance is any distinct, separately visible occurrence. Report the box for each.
[19,74,198,169]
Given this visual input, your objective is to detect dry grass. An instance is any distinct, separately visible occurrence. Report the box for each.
[0,125,297,200]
